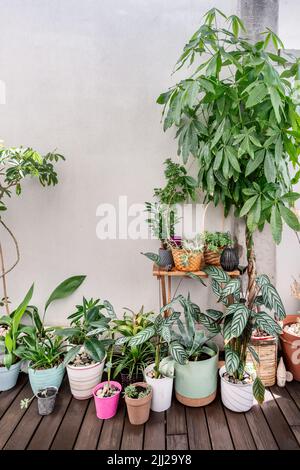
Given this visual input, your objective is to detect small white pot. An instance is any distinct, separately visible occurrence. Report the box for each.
[67,357,106,400]
[144,363,173,412]
[219,365,253,412]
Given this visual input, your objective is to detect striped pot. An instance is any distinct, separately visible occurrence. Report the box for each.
[67,357,106,400]
[28,362,65,394]
[0,361,21,391]
[219,366,254,412]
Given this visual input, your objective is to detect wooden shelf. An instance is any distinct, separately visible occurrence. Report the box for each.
[152,264,240,278]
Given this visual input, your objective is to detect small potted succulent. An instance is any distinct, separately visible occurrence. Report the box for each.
[0,284,34,391]
[171,235,204,272]
[203,231,233,267]
[56,297,115,399]
[16,276,86,394]
[124,383,152,425]
[128,307,179,412]
[20,386,58,415]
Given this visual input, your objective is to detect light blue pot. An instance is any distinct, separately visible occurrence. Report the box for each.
[28,362,65,394]
[0,361,21,391]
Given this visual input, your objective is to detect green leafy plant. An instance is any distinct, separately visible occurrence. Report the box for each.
[124,384,151,399]
[0,284,34,368]
[157,8,300,300]
[55,297,116,365]
[15,276,86,369]
[0,146,65,315]
[204,231,233,252]
[202,266,286,403]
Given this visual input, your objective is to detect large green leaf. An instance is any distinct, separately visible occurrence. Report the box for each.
[225,348,240,374]
[169,341,188,365]
[253,376,265,404]
[255,311,282,336]
[279,205,300,231]
[128,326,156,346]
[261,284,286,320]
[11,284,34,340]
[198,312,221,335]
[245,149,265,177]
[204,266,230,284]
[240,195,258,217]
[63,345,81,365]
[246,83,268,108]
[221,279,240,298]
[224,304,249,340]
[264,151,276,183]
[45,276,86,312]
[84,338,106,362]
[270,205,282,244]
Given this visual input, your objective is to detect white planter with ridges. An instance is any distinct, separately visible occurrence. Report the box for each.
[219,366,254,412]
[144,363,173,412]
[67,357,105,400]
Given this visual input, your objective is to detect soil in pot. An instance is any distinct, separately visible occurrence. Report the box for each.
[37,386,58,415]
[124,382,152,425]
[281,315,300,381]
[93,381,122,419]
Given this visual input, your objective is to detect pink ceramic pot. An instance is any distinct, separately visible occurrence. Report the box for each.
[92,381,122,419]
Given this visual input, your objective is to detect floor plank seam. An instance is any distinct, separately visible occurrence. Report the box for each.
[72,398,93,450]
[220,402,235,450]
[243,411,258,450]
[203,406,213,450]
[269,387,300,448]
[48,392,73,450]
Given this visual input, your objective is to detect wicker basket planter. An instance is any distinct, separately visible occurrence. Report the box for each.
[204,247,223,267]
[246,336,278,386]
[171,248,203,272]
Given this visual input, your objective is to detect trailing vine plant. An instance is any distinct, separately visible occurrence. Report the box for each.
[157,8,300,300]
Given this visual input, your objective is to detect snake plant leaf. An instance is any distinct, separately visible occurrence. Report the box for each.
[225,348,240,374]
[261,284,286,320]
[45,276,86,312]
[253,376,265,404]
[169,340,188,365]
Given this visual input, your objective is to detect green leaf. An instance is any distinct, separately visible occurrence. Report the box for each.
[211,119,225,149]
[255,311,282,336]
[261,284,286,320]
[225,348,240,374]
[169,341,188,365]
[221,279,240,298]
[84,338,106,363]
[282,192,300,204]
[186,272,207,286]
[245,149,265,177]
[224,304,249,340]
[240,196,258,217]
[253,376,265,405]
[226,147,241,172]
[11,284,34,341]
[247,345,260,364]
[279,205,300,231]
[160,325,171,343]
[128,326,156,346]
[270,205,282,244]
[246,83,268,108]
[204,309,223,321]
[141,252,161,265]
[204,266,230,284]
[264,151,276,183]
[63,345,81,365]
[268,86,282,123]
[45,276,86,312]
[157,90,173,105]
[256,274,271,287]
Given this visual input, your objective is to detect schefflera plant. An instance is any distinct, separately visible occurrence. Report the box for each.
[157,8,300,301]
[201,266,286,404]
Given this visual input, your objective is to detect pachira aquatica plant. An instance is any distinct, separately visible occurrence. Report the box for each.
[0,284,34,368]
[157,7,300,299]
[202,266,286,403]
[0,145,65,315]
[56,296,116,365]
[15,276,86,369]
[204,231,233,252]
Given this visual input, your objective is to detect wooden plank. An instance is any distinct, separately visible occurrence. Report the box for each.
[121,416,144,450]
[74,399,103,450]
[27,377,72,450]
[4,399,42,450]
[224,408,256,450]
[270,385,300,445]
[166,400,186,435]
[153,264,239,278]
[260,388,299,450]
[51,397,89,450]
[286,381,300,409]
[0,381,33,449]
[186,407,211,450]
[205,397,234,450]
[144,411,165,450]
[97,402,125,450]
[166,434,188,450]
[0,373,27,419]
[245,404,278,450]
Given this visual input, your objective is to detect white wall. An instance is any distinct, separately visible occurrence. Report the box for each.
[0,0,299,324]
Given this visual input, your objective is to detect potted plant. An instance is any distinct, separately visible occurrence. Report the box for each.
[20,386,58,415]
[55,297,115,399]
[203,231,233,267]
[171,235,204,272]
[124,383,152,425]
[203,266,285,412]
[16,276,86,394]
[92,334,122,420]
[281,315,300,381]
[0,284,34,391]
[112,307,155,387]
[166,295,219,406]
[128,308,179,412]
[144,159,197,269]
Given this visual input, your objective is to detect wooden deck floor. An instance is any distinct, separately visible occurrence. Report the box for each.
[0,373,300,450]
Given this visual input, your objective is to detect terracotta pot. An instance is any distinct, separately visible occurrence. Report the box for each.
[280,315,300,381]
[125,382,152,425]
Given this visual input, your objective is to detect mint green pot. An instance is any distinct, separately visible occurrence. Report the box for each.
[175,341,218,407]
[28,362,65,394]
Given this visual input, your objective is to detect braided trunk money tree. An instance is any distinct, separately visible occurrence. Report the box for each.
[0,146,64,313]
[157,8,300,300]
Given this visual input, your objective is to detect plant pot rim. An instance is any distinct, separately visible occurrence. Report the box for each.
[0,359,22,370]
[66,354,106,370]
[92,380,122,399]
[281,316,300,340]
[219,365,254,388]
[144,363,173,381]
[28,361,65,371]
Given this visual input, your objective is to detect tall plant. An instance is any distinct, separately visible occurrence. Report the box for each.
[157,8,300,300]
[0,146,65,313]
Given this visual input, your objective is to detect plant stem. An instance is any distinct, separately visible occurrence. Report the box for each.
[245,225,257,306]
[154,338,161,379]
[0,242,10,315]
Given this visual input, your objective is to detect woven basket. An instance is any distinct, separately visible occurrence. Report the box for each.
[246,336,278,387]
[171,248,203,272]
[204,247,223,266]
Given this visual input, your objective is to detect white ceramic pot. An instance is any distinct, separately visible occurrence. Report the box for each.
[67,357,105,400]
[144,363,173,412]
[219,365,253,412]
